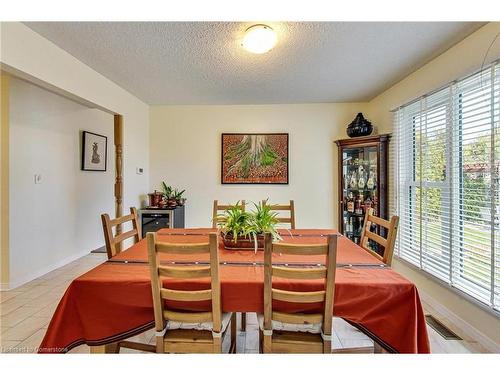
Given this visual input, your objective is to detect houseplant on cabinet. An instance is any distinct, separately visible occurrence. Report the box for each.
[160,182,188,208]
[173,188,186,206]
[161,182,177,208]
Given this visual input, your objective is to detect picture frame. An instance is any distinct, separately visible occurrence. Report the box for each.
[221,133,289,184]
[81,131,108,171]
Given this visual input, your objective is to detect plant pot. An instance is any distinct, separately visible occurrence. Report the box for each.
[148,191,164,207]
[222,233,264,250]
[176,198,186,206]
[166,198,177,208]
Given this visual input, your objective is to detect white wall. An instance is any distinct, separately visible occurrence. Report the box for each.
[9,78,114,286]
[1,22,150,288]
[0,22,150,212]
[150,103,368,228]
[365,22,500,349]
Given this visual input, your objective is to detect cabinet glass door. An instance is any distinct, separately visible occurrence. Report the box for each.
[342,146,378,247]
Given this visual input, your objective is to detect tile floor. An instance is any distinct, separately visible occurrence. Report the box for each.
[0,253,487,354]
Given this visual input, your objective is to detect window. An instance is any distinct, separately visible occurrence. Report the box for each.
[394,61,500,312]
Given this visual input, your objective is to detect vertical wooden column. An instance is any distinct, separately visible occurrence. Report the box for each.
[114,114,123,251]
[0,73,10,288]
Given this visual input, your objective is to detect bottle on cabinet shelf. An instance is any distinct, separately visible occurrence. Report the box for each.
[358,166,366,189]
[364,196,373,212]
[349,170,357,189]
[345,217,352,233]
[355,194,364,215]
[346,192,355,213]
[366,170,376,190]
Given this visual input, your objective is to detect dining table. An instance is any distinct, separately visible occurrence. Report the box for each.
[39,228,430,353]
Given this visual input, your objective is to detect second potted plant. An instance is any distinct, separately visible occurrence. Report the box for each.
[161,182,177,208]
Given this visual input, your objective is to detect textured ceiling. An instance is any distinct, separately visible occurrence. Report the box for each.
[25,22,484,105]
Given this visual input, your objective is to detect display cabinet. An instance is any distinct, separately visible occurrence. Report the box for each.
[335,134,391,248]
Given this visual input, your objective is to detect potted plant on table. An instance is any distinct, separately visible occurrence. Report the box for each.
[216,200,282,252]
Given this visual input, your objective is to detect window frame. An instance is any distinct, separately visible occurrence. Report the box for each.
[394,61,500,315]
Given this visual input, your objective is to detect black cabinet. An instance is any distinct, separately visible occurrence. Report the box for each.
[139,206,185,237]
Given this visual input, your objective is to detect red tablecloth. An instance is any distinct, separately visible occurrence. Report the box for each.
[39,228,430,353]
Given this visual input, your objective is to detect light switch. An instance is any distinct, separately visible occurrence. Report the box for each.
[136,167,144,175]
[34,174,42,184]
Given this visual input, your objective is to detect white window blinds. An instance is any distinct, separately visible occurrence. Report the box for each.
[394,61,500,312]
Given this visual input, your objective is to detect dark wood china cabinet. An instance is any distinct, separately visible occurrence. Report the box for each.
[335,134,391,247]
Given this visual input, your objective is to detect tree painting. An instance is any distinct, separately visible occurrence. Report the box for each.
[221,133,288,184]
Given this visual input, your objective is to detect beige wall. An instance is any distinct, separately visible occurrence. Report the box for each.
[0,22,150,289]
[8,78,115,287]
[150,103,368,228]
[365,22,500,349]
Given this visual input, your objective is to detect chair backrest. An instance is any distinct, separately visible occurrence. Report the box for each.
[262,200,296,229]
[359,208,399,266]
[101,207,141,259]
[263,232,337,338]
[212,200,246,228]
[147,232,222,334]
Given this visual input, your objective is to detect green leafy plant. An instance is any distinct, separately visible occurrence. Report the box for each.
[216,202,252,243]
[173,188,186,200]
[216,200,283,251]
[248,200,282,242]
[161,183,187,202]
[161,182,174,199]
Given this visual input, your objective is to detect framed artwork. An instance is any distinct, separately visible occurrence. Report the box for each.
[221,133,289,184]
[81,131,107,171]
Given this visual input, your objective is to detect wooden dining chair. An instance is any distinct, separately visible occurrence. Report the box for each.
[259,232,337,354]
[101,207,141,259]
[359,208,399,266]
[147,232,236,353]
[262,200,296,229]
[99,207,154,353]
[212,200,248,332]
[212,200,246,228]
[331,209,399,355]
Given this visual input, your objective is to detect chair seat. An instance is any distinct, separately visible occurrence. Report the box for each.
[257,314,322,334]
[166,312,232,332]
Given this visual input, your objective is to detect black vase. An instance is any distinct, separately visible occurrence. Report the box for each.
[346,112,373,138]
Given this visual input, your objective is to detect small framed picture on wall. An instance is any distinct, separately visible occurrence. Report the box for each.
[81,131,107,171]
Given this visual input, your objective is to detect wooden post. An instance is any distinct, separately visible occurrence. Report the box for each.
[0,73,10,288]
[114,114,123,251]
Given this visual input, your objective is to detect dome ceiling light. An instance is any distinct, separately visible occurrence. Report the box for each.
[241,24,277,54]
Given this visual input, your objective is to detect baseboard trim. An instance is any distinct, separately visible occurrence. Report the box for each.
[420,290,500,353]
[0,249,91,291]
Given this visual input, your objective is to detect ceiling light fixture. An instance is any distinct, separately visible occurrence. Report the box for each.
[241,24,277,54]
